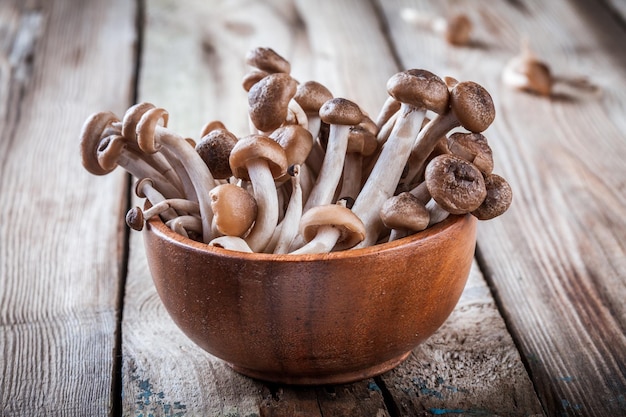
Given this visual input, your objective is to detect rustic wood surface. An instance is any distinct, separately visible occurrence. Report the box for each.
[0,0,624,416]
[0,0,135,416]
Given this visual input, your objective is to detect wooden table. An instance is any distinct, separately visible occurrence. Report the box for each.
[1,0,625,416]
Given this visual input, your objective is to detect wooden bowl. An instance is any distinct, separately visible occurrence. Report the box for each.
[142,214,477,385]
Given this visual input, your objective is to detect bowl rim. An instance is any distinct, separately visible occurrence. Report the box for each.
[145,212,473,262]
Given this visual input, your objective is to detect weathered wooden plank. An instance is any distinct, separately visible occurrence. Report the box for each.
[0,0,136,415]
[378,263,544,416]
[380,0,626,416]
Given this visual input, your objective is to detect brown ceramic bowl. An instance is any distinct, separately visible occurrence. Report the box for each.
[143,214,477,385]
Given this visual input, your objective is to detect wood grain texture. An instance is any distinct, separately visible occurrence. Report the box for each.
[379,0,626,416]
[0,0,136,415]
[378,263,544,416]
[122,0,540,416]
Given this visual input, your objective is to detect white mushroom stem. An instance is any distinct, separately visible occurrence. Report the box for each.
[290,226,341,255]
[126,198,200,231]
[140,198,200,220]
[425,199,450,226]
[209,236,253,253]
[105,142,183,199]
[303,124,350,211]
[136,108,216,243]
[375,96,400,129]
[407,181,449,226]
[338,152,363,202]
[307,116,322,140]
[135,178,177,221]
[352,104,426,247]
[166,215,202,238]
[403,111,459,186]
[409,180,431,205]
[273,166,303,254]
[244,159,280,252]
[389,229,408,242]
[287,99,309,130]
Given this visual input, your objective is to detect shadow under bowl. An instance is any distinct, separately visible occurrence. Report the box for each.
[143,214,477,385]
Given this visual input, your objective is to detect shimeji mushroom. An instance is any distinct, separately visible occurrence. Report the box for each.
[248,72,302,134]
[471,173,513,220]
[352,69,449,247]
[290,203,366,254]
[293,80,334,141]
[303,98,363,211]
[502,44,552,97]
[229,134,288,252]
[447,132,494,175]
[338,124,377,202]
[135,107,217,243]
[121,102,187,194]
[401,8,473,46]
[195,128,238,180]
[424,154,487,225]
[380,192,430,241]
[134,178,178,221]
[269,124,314,200]
[209,183,258,237]
[126,198,200,232]
[502,41,600,98]
[80,111,182,199]
[403,79,495,188]
[245,46,291,74]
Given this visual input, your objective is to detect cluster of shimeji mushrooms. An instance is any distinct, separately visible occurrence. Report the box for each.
[80,47,512,254]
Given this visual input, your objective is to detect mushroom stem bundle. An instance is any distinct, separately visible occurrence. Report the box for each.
[135,107,217,243]
[352,69,449,247]
[80,47,513,254]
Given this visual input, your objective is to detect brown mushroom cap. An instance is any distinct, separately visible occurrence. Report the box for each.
[447,132,494,175]
[293,81,334,114]
[449,81,495,133]
[471,173,513,220]
[346,125,377,156]
[299,204,366,250]
[444,14,473,46]
[199,120,226,138]
[269,124,313,166]
[318,98,363,126]
[80,111,121,175]
[242,69,270,92]
[425,154,487,214]
[386,69,450,114]
[245,47,291,74]
[380,192,430,231]
[122,102,156,139]
[209,183,258,236]
[125,207,145,231]
[248,73,298,132]
[229,134,288,180]
[195,128,238,179]
[95,134,128,172]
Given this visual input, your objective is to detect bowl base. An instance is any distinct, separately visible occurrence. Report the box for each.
[226,351,411,385]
